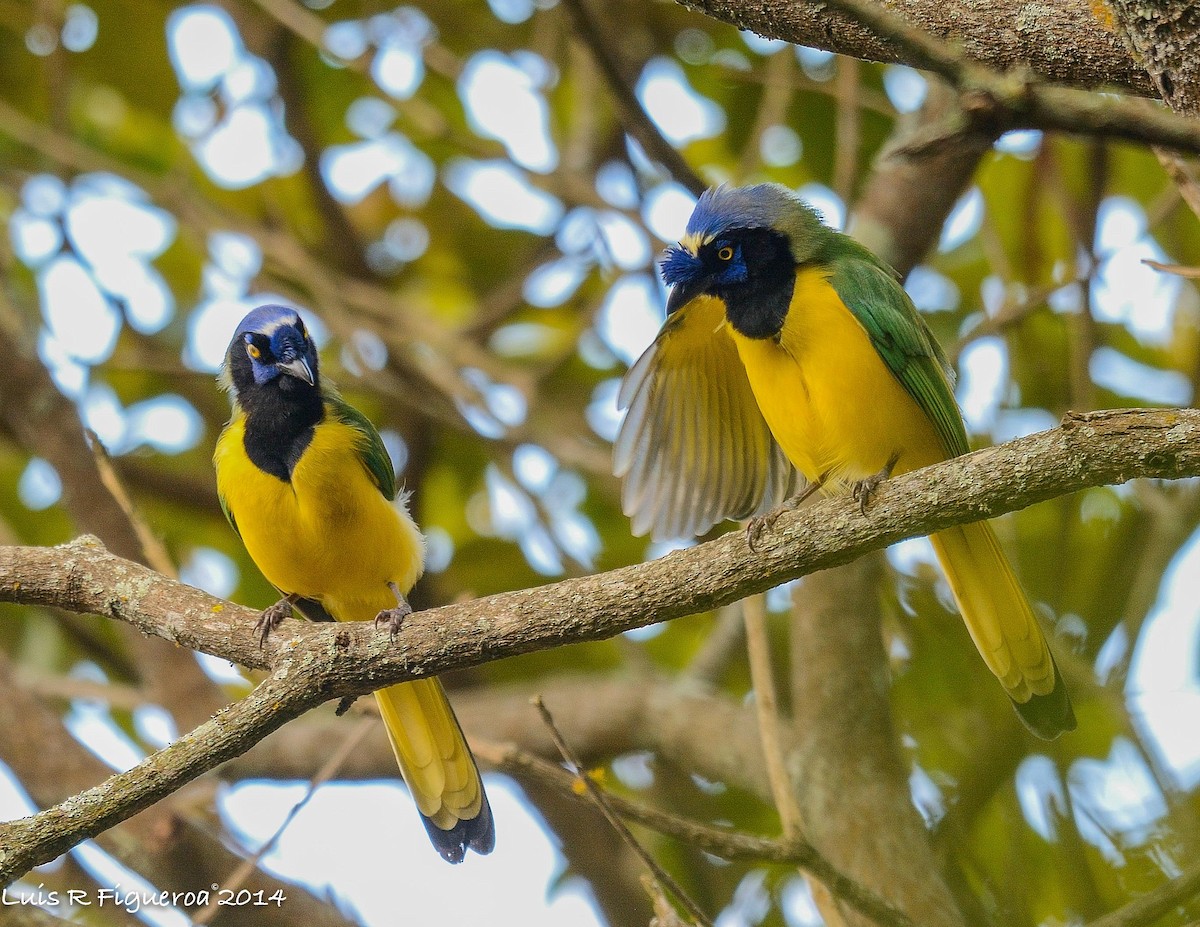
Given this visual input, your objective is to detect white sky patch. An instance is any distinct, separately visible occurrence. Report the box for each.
[124,395,204,454]
[795,45,835,80]
[740,30,787,55]
[577,329,617,370]
[636,57,725,146]
[939,186,984,252]
[321,20,367,60]
[23,173,67,214]
[179,546,239,599]
[716,870,771,927]
[1128,526,1200,788]
[460,51,557,173]
[586,378,623,442]
[0,763,37,823]
[995,129,1043,157]
[886,536,938,575]
[514,444,557,495]
[323,136,420,204]
[444,160,563,234]
[371,41,423,99]
[65,701,144,773]
[643,182,697,243]
[760,123,802,167]
[222,56,276,105]
[81,388,126,456]
[209,230,262,279]
[186,296,255,370]
[70,842,189,927]
[1090,347,1192,406]
[596,274,664,366]
[992,407,1059,443]
[18,458,62,510]
[524,256,588,308]
[167,5,241,91]
[883,64,928,114]
[485,464,561,574]
[956,337,1008,433]
[1015,754,1066,841]
[197,104,288,189]
[345,96,396,140]
[781,876,823,927]
[594,210,651,269]
[489,0,534,24]
[62,4,99,53]
[38,331,88,397]
[168,7,300,189]
[9,209,61,265]
[798,183,845,231]
[1092,197,1181,345]
[1070,738,1168,844]
[595,160,639,209]
[38,256,121,363]
[905,265,960,313]
[219,779,603,927]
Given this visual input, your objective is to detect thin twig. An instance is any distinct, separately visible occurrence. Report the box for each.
[192,717,376,925]
[532,696,715,927]
[473,739,916,927]
[85,430,176,579]
[559,0,706,195]
[741,594,804,840]
[1085,858,1200,927]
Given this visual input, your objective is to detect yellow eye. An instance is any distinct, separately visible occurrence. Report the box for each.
[247,343,261,359]
[717,246,734,261]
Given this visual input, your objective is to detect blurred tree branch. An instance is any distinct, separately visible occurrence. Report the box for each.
[680,0,1153,94]
[2,407,1200,880]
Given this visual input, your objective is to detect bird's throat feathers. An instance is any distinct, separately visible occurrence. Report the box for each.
[231,362,324,482]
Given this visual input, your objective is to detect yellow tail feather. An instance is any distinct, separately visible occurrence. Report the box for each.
[929,521,1075,738]
[374,678,495,860]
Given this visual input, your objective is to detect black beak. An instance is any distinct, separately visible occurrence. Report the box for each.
[665,276,706,316]
[279,357,315,386]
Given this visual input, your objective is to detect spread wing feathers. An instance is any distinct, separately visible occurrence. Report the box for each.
[828,256,970,459]
[613,295,799,540]
[326,393,398,502]
[375,679,495,863]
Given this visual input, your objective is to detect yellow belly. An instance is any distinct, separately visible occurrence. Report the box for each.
[729,267,947,484]
[214,414,423,622]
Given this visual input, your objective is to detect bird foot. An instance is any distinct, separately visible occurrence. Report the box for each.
[374,582,412,640]
[746,477,825,552]
[256,595,295,647]
[747,510,785,553]
[850,455,898,516]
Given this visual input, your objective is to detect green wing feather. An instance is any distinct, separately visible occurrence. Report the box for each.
[826,244,970,458]
[325,393,398,501]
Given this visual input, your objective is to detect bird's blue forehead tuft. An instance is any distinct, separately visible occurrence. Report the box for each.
[685,184,797,241]
[660,246,701,287]
[233,304,302,340]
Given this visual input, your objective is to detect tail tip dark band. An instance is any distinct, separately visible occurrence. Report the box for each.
[422,799,496,864]
[1012,683,1077,740]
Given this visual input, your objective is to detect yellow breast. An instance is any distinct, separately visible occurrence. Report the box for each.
[214,412,424,622]
[728,267,946,484]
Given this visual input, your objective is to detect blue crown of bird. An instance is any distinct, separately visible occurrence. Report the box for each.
[215,304,495,863]
[615,183,1076,739]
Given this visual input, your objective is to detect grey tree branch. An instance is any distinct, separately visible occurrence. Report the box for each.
[2,407,1200,881]
[684,0,1200,157]
[679,0,1153,95]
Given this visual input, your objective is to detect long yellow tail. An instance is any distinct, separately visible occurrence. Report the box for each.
[374,678,494,863]
[929,521,1075,738]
